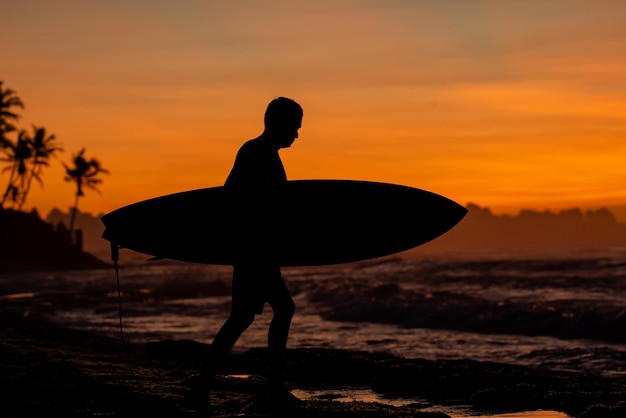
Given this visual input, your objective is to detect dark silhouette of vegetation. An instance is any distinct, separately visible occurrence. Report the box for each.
[0,80,24,147]
[0,126,63,209]
[0,81,63,210]
[1,81,108,219]
[0,80,110,271]
[63,148,109,234]
[0,80,26,207]
[0,131,31,207]
[20,126,63,210]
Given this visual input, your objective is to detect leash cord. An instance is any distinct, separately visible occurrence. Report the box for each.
[111,242,125,344]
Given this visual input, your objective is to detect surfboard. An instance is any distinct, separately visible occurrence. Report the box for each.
[101,180,467,266]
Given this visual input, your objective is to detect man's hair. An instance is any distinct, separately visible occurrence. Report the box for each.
[264,97,303,129]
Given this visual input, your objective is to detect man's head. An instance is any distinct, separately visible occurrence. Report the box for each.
[263,97,303,148]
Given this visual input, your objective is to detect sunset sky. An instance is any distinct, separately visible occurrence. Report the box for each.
[2,1,626,222]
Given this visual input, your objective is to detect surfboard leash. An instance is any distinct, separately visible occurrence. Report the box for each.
[108,243,141,384]
[110,241,126,344]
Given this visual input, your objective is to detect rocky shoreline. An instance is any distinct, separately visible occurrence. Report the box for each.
[1,314,625,417]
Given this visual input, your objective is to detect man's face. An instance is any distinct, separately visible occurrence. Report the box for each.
[276,117,302,149]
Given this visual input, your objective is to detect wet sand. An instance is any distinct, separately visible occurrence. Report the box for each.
[1,314,624,417]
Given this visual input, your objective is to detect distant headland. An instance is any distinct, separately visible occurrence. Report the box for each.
[3,203,626,274]
[47,203,626,261]
[417,203,626,254]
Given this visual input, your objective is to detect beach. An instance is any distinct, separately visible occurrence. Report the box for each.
[1,313,624,417]
[1,252,626,417]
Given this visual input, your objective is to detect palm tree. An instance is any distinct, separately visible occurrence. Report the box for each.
[17,126,63,210]
[0,81,26,207]
[1,132,32,209]
[0,80,24,149]
[63,148,109,233]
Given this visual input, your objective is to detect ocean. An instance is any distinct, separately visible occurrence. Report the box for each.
[2,248,625,417]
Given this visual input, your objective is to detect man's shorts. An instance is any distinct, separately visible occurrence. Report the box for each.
[231,264,285,314]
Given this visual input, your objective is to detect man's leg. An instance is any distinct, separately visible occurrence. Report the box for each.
[208,309,256,367]
[189,266,257,410]
[200,300,255,383]
[188,308,255,412]
[266,273,295,391]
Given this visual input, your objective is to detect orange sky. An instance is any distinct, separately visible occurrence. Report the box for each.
[2,1,626,222]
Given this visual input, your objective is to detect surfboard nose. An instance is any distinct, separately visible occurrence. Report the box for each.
[447,199,468,227]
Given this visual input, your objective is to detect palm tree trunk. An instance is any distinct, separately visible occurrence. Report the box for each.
[17,159,39,210]
[69,192,80,235]
[1,164,18,208]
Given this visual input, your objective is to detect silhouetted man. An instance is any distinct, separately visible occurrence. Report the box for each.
[189,97,303,411]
